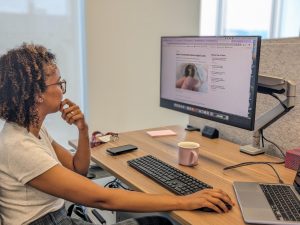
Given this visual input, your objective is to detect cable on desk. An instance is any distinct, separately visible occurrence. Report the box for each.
[260,129,286,158]
[225,125,286,184]
[227,100,287,184]
[223,161,284,184]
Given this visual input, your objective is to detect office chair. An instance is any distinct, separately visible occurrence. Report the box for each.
[66,178,123,224]
[66,166,174,225]
[67,204,106,224]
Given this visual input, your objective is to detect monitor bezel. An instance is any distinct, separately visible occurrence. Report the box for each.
[160,35,261,131]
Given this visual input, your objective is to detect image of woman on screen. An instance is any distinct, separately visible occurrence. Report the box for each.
[0,44,234,225]
[176,64,204,92]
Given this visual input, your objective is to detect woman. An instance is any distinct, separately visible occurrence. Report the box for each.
[176,64,201,91]
[180,64,201,91]
[175,64,193,88]
[0,44,234,225]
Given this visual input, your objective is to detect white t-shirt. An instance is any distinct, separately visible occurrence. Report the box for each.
[0,122,64,225]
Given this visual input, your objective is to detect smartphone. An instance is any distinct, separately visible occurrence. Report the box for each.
[106,144,138,155]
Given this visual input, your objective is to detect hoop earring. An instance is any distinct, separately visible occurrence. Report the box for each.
[38,98,44,103]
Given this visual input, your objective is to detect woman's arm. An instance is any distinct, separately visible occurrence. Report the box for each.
[51,136,90,176]
[52,99,90,176]
[176,76,185,88]
[72,124,90,175]
[28,165,234,213]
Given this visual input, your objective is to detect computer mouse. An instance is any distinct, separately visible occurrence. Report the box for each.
[198,202,232,212]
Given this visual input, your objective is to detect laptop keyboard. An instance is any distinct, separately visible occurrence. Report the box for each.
[260,184,300,221]
[128,155,212,195]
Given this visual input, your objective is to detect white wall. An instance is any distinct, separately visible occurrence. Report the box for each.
[86,0,200,133]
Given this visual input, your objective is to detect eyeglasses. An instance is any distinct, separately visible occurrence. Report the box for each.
[46,79,66,94]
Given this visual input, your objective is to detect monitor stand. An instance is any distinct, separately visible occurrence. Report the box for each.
[240,75,296,156]
[240,144,265,155]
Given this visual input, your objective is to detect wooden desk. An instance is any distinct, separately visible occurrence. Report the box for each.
[69,125,296,225]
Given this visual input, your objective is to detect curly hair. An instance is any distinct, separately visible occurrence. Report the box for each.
[184,64,196,77]
[0,43,56,128]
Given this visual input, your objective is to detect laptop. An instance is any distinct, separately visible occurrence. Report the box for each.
[233,165,300,224]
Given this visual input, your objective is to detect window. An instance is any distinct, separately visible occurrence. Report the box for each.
[0,0,85,148]
[279,0,300,37]
[200,0,300,38]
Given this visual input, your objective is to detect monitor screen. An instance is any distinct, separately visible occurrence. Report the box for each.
[160,36,261,130]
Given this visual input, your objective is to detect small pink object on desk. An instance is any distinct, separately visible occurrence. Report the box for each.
[285,148,300,171]
[146,129,176,137]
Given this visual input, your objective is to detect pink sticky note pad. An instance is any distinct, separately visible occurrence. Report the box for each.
[146,130,176,137]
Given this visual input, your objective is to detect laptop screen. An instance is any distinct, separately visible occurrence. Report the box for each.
[293,164,300,194]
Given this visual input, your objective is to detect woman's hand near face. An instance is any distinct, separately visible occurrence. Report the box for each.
[59,99,90,175]
[60,99,87,131]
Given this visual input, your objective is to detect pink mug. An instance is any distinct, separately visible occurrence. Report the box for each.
[177,142,199,166]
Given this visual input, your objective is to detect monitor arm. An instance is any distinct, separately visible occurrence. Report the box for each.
[254,75,296,132]
[241,75,296,155]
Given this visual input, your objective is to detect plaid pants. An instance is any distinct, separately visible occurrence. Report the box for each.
[29,207,172,225]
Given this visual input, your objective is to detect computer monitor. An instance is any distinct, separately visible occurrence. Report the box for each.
[160,36,261,131]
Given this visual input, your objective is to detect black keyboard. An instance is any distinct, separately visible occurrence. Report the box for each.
[260,184,300,221]
[127,155,212,195]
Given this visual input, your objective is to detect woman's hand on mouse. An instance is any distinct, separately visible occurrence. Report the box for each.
[60,99,88,131]
[181,188,235,213]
